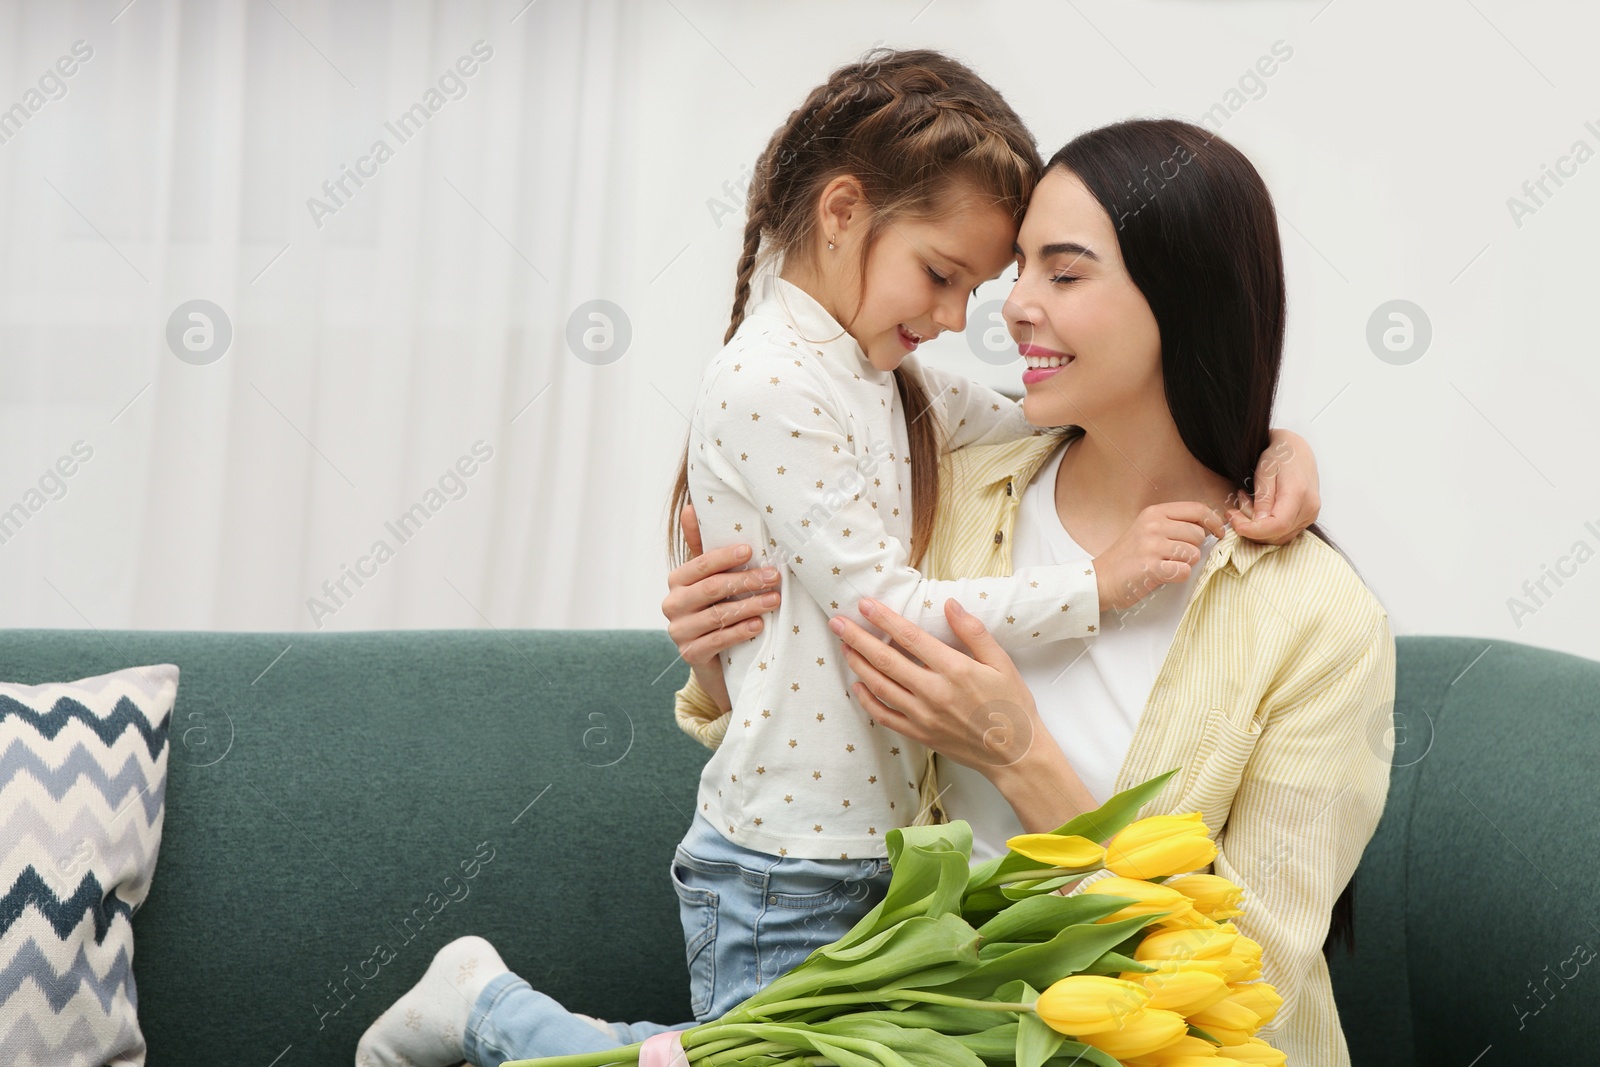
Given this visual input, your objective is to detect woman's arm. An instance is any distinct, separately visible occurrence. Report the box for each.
[1210,612,1395,1050]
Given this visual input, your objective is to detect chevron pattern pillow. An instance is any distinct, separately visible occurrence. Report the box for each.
[0,664,177,1067]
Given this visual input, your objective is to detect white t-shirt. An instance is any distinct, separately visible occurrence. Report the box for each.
[938,437,1217,860]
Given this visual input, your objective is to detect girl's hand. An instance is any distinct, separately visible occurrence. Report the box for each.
[662,504,781,703]
[829,596,1049,778]
[1094,502,1224,612]
[1229,428,1321,544]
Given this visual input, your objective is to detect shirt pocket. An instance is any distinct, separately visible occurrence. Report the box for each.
[1178,706,1262,834]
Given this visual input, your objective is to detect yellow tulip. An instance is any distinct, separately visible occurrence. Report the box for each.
[1004,833,1106,870]
[1215,927,1263,983]
[1135,924,1238,965]
[1200,1026,1255,1047]
[1164,874,1245,921]
[1222,983,1283,1027]
[1187,996,1263,1036]
[1223,1038,1288,1065]
[1078,1008,1190,1057]
[1125,1035,1222,1065]
[1035,975,1149,1036]
[1122,959,1232,1014]
[1106,813,1218,879]
[1082,877,1197,926]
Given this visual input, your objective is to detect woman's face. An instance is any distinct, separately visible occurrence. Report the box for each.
[842,195,1018,373]
[1003,168,1164,428]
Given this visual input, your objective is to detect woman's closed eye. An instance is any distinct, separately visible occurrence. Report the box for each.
[1010,272,1080,285]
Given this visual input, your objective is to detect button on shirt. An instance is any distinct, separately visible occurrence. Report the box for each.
[686,273,1101,859]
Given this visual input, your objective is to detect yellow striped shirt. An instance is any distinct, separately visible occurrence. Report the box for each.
[676,427,1395,1065]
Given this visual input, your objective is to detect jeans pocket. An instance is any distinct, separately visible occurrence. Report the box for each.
[668,853,718,1020]
[757,860,894,982]
[765,857,889,911]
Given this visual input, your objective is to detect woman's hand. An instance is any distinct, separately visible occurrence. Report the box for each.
[1229,428,1320,544]
[830,596,1102,833]
[829,596,1048,777]
[662,504,781,711]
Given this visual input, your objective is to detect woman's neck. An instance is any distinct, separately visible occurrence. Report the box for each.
[1052,413,1236,557]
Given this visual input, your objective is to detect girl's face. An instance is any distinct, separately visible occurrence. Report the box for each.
[843,196,1018,372]
[1003,168,1164,428]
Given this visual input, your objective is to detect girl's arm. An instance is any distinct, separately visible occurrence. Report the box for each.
[1230,428,1323,545]
[910,358,1036,451]
[694,356,1100,650]
[911,359,1325,545]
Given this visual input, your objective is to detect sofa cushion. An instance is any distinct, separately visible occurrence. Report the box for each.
[0,664,178,1066]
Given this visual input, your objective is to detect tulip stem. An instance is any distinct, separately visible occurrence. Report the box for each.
[717,987,1034,1025]
[694,1039,793,1065]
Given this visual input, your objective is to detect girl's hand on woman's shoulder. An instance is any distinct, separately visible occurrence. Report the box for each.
[1229,428,1321,545]
[663,504,781,697]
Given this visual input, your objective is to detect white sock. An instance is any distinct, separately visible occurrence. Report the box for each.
[356,936,508,1067]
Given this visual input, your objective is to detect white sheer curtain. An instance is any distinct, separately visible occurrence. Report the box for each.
[0,0,662,633]
[2,0,1597,661]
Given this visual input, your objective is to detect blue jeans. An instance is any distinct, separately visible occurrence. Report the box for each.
[461,812,892,1065]
[669,811,893,1021]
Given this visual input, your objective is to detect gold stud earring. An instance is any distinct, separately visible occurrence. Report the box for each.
[827,236,836,250]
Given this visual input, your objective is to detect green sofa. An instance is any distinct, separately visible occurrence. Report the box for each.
[2,630,1595,1065]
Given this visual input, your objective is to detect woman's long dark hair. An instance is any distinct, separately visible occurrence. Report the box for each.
[1050,119,1355,955]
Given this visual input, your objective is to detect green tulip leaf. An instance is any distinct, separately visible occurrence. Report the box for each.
[1017,1008,1065,1067]
[1046,1041,1125,1067]
[1187,1023,1224,1044]
[833,1007,1014,1036]
[929,914,1157,999]
[979,940,1034,961]
[1078,950,1154,977]
[977,893,1134,944]
[733,913,983,1019]
[805,1018,989,1067]
[953,1021,1022,1058]
[993,978,1041,1005]
[828,822,976,956]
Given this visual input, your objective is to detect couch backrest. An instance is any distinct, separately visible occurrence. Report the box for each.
[1327,635,1600,1063]
[0,629,708,1066]
[2,631,1596,1065]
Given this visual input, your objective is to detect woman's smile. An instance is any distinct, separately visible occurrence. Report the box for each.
[1020,342,1074,385]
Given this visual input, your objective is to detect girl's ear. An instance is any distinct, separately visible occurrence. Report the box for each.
[817,174,867,246]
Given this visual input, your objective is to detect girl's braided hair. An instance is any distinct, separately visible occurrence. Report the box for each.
[668,48,1043,569]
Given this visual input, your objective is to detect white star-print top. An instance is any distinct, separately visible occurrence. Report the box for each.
[686,272,1101,859]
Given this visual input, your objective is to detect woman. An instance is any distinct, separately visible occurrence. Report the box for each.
[669,119,1394,1064]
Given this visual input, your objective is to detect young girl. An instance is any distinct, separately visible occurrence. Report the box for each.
[357,51,1313,1067]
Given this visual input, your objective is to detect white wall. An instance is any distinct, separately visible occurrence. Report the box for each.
[1,0,1596,662]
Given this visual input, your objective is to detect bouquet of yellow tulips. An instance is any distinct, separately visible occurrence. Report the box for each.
[506,770,1286,1067]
